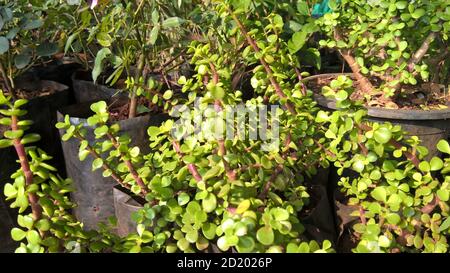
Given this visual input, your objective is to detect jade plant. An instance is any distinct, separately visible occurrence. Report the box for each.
[314,75,450,252]
[52,0,450,254]
[315,0,450,108]
[0,89,153,253]
[0,0,64,98]
[0,90,84,252]
[56,2,340,252]
[57,43,334,252]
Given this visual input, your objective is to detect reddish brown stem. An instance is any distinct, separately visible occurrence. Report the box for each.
[359,206,367,225]
[294,68,308,96]
[314,139,336,158]
[129,54,146,119]
[11,116,42,221]
[407,32,436,72]
[106,133,148,195]
[355,123,420,168]
[258,165,283,200]
[74,133,137,195]
[173,141,202,182]
[209,63,237,181]
[230,12,296,115]
[334,30,375,95]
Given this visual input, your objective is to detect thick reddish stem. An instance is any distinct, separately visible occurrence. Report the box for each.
[258,165,283,200]
[74,133,138,195]
[107,133,148,195]
[355,123,420,168]
[209,63,236,181]
[230,12,296,115]
[408,32,436,72]
[11,116,42,221]
[172,141,202,182]
[334,30,375,95]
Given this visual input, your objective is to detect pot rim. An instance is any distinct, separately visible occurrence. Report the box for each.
[113,185,145,209]
[303,73,450,120]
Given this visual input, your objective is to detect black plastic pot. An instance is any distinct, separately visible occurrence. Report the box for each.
[113,186,144,237]
[300,185,337,245]
[0,80,70,252]
[1,80,71,183]
[57,100,168,230]
[0,197,18,252]
[30,61,82,88]
[304,167,330,188]
[72,71,127,103]
[304,73,450,159]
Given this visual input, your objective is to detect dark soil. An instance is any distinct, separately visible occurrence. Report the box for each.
[107,96,162,122]
[306,75,450,110]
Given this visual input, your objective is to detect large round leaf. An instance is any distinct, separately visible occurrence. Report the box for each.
[0,36,9,54]
[256,226,274,246]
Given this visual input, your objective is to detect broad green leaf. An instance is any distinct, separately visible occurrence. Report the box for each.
[92,48,111,83]
[374,127,392,144]
[4,130,23,139]
[14,53,31,69]
[418,161,430,173]
[0,139,13,148]
[178,193,190,206]
[149,25,160,45]
[11,228,26,241]
[437,140,450,154]
[236,236,255,253]
[36,42,58,57]
[162,17,184,28]
[90,101,107,114]
[163,90,173,100]
[210,86,225,100]
[439,217,450,232]
[297,2,309,15]
[371,187,387,202]
[186,229,198,243]
[202,194,217,213]
[271,208,289,221]
[430,157,444,171]
[378,235,391,248]
[202,223,217,240]
[236,200,250,214]
[22,19,43,30]
[256,226,274,246]
[92,158,103,171]
[0,36,9,54]
[21,134,41,145]
[96,32,112,47]
[203,165,221,181]
[26,230,41,245]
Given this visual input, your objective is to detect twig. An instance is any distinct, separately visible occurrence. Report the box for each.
[0,62,15,99]
[407,32,437,72]
[11,116,42,221]
[258,165,283,200]
[173,140,202,182]
[106,133,149,195]
[229,10,296,115]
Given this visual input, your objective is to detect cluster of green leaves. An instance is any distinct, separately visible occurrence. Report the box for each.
[66,0,200,88]
[1,89,160,253]
[315,76,450,252]
[56,100,151,196]
[315,0,450,102]
[0,0,67,95]
[58,18,335,251]
[1,90,85,252]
